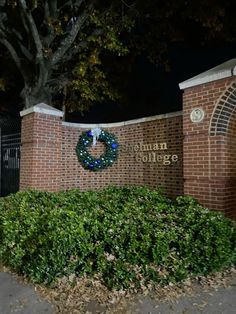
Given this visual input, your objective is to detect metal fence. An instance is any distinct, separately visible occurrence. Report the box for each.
[0,132,21,196]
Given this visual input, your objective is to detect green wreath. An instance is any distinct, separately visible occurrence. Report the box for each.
[76,129,119,171]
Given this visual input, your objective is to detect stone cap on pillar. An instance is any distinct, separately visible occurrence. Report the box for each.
[179,58,236,90]
[20,103,64,117]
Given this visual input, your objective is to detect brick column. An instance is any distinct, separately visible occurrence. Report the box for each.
[20,103,63,192]
[179,58,236,218]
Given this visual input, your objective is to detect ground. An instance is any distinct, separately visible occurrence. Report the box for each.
[0,266,235,313]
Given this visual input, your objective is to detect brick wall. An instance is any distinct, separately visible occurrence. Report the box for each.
[20,111,62,192]
[61,113,183,197]
[182,77,236,218]
[20,110,183,198]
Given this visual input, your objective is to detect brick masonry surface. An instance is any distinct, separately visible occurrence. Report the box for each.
[20,112,183,198]
[20,113,62,192]
[61,116,183,197]
[183,77,236,219]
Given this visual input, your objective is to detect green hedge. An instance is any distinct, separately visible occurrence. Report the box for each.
[0,186,235,289]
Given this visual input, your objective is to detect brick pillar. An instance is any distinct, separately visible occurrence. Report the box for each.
[179,58,236,218]
[20,103,63,192]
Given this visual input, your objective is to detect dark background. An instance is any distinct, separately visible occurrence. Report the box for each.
[67,41,236,123]
[1,42,236,124]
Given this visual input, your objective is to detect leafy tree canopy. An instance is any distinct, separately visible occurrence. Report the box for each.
[0,0,134,111]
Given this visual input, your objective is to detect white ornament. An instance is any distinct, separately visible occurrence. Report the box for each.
[91,127,102,146]
[190,108,205,123]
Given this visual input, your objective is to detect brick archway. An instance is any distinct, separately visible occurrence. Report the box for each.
[180,58,236,219]
[209,81,236,218]
[210,81,236,136]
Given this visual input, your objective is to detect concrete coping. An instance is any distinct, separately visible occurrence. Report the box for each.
[20,104,182,128]
[62,111,182,129]
[20,103,64,117]
[179,58,236,90]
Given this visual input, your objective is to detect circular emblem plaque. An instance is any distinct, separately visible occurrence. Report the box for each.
[190,108,205,123]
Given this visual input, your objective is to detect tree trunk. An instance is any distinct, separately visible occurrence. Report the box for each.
[21,84,52,109]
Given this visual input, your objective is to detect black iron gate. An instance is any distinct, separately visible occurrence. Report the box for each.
[0,132,21,196]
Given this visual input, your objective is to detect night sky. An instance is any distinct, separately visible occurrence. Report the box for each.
[1,42,236,124]
[68,41,236,123]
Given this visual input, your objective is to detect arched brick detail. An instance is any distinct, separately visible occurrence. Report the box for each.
[182,75,236,219]
[210,81,236,136]
[225,112,236,219]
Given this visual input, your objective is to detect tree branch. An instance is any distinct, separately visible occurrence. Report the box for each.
[59,41,87,63]
[0,35,23,75]
[0,20,33,63]
[8,27,23,41]
[19,0,48,91]
[59,0,85,11]
[59,0,73,10]
[49,0,57,18]
[62,28,103,62]
[42,0,57,47]
[51,8,92,66]
[120,0,136,10]
[44,0,50,20]
[19,0,43,61]
[19,6,30,34]
[19,42,34,61]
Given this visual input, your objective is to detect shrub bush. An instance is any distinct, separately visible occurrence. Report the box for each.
[0,186,235,289]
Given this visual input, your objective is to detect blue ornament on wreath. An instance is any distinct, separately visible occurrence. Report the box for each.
[111,143,119,149]
[86,130,93,137]
[76,129,119,171]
